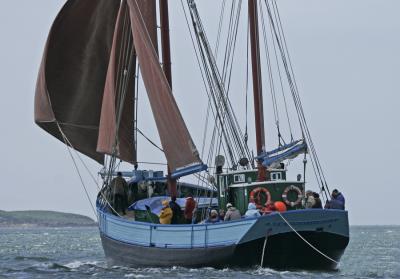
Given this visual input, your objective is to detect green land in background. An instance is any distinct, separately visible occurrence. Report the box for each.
[0,210,96,227]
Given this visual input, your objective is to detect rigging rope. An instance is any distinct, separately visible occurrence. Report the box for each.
[183,0,236,166]
[263,0,331,200]
[134,61,140,164]
[245,16,250,145]
[56,123,97,219]
[277,211,339,265]
[136,128,164,153]
[259,2,282,144]
[56,123,122,218]
[260,232,269,267]
[180,0,233,169]
[102,6,136,191]
[214,0,227,58]
[264,1,293,141]
[186,0,252,169]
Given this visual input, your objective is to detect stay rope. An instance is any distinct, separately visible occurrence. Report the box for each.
[56,123,122,218]
[263,0,331,201]
[277,211,339,265]
[186,0,252,169]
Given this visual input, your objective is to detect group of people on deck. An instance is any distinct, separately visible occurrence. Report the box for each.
[159,194,197,224]
[202,200,288,224]
[158,188,346,224]
[108,172,346,223]
[305,189,345,210]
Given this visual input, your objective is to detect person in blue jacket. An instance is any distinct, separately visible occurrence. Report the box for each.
[325,189,345,210]
[205,209,220,223]
[244,203,261,218]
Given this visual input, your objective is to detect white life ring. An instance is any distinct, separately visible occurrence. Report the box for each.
[282,185,303,207]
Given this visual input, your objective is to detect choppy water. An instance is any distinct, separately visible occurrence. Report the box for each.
[0,226,399,279]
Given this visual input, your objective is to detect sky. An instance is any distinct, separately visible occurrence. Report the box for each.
[0,0,399,225]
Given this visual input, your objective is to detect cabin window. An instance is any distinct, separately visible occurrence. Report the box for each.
[233,174,245,183]
[271,172,282,181]
[219,176,225,197]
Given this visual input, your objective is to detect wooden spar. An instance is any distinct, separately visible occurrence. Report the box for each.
[160,0,172,85]
[248,0,266,181]
[159,0,177,197]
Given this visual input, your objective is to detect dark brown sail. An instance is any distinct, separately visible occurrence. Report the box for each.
[126,0,203,173]
[34,0,120,163]
[96,0,137,163]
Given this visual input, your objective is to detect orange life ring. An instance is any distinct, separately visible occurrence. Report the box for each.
[282,185,303,207]
[250,187,271,209]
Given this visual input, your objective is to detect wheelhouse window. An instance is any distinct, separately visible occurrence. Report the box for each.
[233,174,245,183]
[271,172,282,181]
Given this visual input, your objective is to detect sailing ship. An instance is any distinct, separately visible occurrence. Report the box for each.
[34,0,349,269]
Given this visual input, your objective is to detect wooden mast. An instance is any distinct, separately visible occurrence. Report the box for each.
[159,0,177,196]
[248,0,266,181]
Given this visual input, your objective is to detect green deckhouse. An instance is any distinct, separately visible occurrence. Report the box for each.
[216,166,304,214]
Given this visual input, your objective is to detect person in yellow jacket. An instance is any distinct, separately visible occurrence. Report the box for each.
[159,200,173,224]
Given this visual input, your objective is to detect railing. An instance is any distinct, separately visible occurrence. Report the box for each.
[97,205,255,249]
[97,204,349,249]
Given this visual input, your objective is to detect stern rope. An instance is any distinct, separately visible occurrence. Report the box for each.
[277,211,339,265]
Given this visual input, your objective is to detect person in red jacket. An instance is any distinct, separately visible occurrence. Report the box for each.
[184,194,196,224]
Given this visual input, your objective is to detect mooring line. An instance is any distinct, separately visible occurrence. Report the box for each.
[277,211,339,265]
[260,232,269,267]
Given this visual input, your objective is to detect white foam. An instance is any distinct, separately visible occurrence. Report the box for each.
[65,260,99,269]
[124,274,150,278]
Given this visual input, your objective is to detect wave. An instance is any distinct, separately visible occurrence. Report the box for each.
[14,256,51,262]
[64,260,102,269]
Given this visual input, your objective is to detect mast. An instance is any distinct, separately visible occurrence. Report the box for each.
[160,0,172,85]
[159,0,177,196]
[248,0,266,181]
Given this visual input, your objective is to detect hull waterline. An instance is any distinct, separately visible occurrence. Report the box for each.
[98,208,349,269]
[100,231,348,269]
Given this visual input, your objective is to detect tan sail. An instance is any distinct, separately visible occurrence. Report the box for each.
[96,0,137,164]
[126,0,203,173]
[34,0,121,163]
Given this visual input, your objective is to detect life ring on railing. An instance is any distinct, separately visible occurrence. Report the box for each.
[250,187,271,209]
[282,185,303,207]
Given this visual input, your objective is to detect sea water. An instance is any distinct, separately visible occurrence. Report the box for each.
[0,226,399,279]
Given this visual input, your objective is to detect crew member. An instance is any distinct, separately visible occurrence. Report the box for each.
[159,200,173,224]
[325,189,345,210]
[184,194,196,224]
[224,203,241,221]
[169,196,182,224]
[111,172,128,215]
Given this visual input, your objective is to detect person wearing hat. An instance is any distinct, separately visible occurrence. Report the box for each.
[305,190,316,209]
[159,200,173,224]
[224,203,241,221]
[325,189,345,210]
[244,202,261,218]
[205,209,220,224]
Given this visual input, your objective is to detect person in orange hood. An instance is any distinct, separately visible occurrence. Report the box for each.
[184,194,196,224]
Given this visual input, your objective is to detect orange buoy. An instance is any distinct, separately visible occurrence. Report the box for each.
[274,201,287,212]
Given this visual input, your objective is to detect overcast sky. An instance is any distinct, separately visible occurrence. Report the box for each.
[1,0,399,225]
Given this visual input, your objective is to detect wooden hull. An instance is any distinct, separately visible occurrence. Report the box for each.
[100,230,348,269]
[98,207,349,269]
